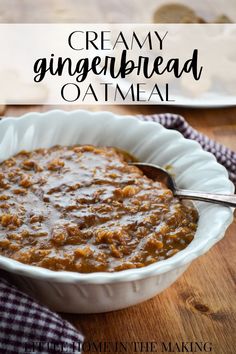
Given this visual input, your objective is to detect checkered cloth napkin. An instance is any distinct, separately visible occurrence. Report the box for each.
[0,277,83,353]
[0,113,235,354]
[139,113,236,186]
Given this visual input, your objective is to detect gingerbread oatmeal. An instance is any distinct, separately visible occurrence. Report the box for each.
[0,145,197,272]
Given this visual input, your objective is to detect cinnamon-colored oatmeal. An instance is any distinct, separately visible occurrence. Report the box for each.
[0,145,197,272]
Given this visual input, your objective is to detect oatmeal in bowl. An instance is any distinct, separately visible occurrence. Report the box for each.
[0,145,197,273]
[0,110,233,313]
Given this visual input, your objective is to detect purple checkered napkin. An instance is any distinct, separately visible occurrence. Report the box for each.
[138,113,236,186]
[0,277,83,354]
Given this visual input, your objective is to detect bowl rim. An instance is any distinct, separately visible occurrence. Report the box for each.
[0,109,234,284]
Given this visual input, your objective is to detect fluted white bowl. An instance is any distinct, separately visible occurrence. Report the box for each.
[0,110,234,313]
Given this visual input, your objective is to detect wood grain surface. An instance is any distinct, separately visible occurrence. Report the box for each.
[0,0,236,353]
[3,105,236,354]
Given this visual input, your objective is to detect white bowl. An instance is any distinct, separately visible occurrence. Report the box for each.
[0,110,234,313]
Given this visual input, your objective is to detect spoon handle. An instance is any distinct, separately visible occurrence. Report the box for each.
[175,189,236,207]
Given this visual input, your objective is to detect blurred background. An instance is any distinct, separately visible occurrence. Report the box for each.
[0,0,234,140]
[0,0,235,149]
[0,0,235,23]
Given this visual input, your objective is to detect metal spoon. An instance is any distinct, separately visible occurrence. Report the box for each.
[131,162,236,207]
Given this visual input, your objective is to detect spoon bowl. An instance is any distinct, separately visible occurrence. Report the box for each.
[131,162,236,208]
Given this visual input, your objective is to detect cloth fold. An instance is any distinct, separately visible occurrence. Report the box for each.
[0,277,83,353]
[0,112,235,354]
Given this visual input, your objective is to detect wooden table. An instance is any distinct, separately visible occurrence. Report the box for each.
[3,104,236,354]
